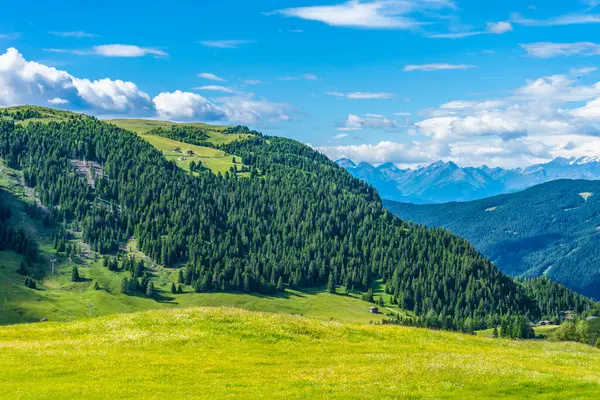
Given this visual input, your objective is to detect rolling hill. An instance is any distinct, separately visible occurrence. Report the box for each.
[1,307,600,399]
[0,106,597,333]
[339,157,600,204]
[385,180,600,299]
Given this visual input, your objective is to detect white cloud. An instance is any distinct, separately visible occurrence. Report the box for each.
[521,42,600,58]
[403,63,476,72]
[194,85,235,93]
[217,93,295,124]
[428,21,512,39]
[49,31,99,38]
[152,90,226,121]
[0,33,21,40]
[571,67,597,76]
[394,111,412,116]
[325,91,394,99]
[242,79,262,85]
[272,0,456,30]
[511,12,600,27]
[48,97,69,105]
[340,114,400,130]
[317,140,438,165]
[347,92,394,99]
[303,73,318,80]
[0,47,152,114]
[44,44,168,58]
[571,98,600,120]
[333,133,348,139]
[200,40,255,49]
[486,21,513,34]
[198,72,226,82]
[0,48,296,125]
[92,44,167,58]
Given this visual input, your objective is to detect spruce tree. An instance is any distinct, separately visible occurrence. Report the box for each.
[171,282,177,294]
[71,266,80,282]
[178,269,184,284]
[146,282,155,297]
[327,272,335,294]
[276,276,284,291]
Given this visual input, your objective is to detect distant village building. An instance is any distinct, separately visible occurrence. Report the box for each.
[369,306,379,314]
[186,150,195,156]
[538,320,552,326]
[586,316,599,322]
[172,147,181,153]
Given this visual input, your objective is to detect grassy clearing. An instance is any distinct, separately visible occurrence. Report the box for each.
[579,192,593,201]
[0,248,390,325]
[140,134,247,175]
[1,307,599,400]
[106,118,251,145]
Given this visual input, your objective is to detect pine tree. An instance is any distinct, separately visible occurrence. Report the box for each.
[146,282,155,297]
[171,282,177,294]
[492,326,499,338]
[327,272,335,294]
[177,284,183,294]
[120,278,129,294]
[276,276,284,291]
[17,261,28,275]
[178,269,184,284]
[92,281,100,290]
[71,266,80,282]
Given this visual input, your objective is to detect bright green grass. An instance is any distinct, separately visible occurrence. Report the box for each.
[0,249,392,325]
[106,118,251,145]
[140,134,247,175]
[1,307,599,400]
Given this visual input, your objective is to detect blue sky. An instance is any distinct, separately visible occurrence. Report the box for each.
[1,0,600,168]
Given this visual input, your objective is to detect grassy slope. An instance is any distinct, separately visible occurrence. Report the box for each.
[1,155,392,325]
[1,307,599,400]
[141,134,247,175]
[107,118,252,175]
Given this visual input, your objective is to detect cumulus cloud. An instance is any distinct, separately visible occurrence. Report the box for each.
[0,47,152,114]
[521,42,600,58]
[0,47,296,125]
[152,91,226,120]
[271,0,456,30]
[329,71,600,168]
[317,140,439,165]
[403,63,476,72]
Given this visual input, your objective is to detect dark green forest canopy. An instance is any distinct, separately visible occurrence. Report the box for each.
[385,180,600,299]
[0,113,596,331]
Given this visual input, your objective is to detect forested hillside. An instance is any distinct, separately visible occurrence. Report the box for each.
[385,180,600,299]
[0,107,597,331]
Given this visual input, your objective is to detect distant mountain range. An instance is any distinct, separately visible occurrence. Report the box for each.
[337,157,600,204]
[385,179,600,299]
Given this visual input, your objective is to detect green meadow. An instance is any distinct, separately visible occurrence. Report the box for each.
[140,134,246,175]
[1,307,599,400]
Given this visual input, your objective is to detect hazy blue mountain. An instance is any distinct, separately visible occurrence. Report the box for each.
[385,179,600,299]
[338,156,600,204]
